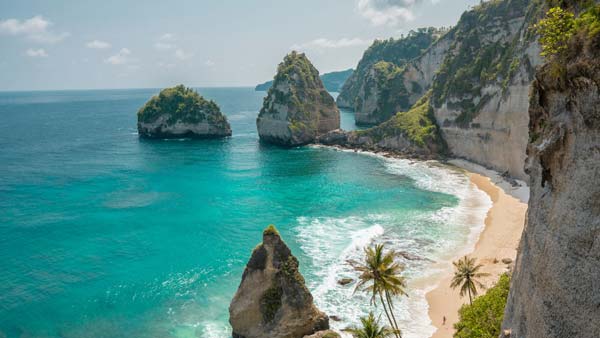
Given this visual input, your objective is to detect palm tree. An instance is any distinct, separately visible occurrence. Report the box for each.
[348,244,407,338]
[346,313,396,338]
[450,256,490,305]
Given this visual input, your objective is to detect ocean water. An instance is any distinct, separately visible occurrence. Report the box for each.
[0,88,490,338]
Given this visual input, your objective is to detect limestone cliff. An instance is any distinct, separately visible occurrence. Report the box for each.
[256,52,340,146]
[137,85,231,139]
[337,28,445,125]
[501,5,600,337]
[229,225,329,338]
[430,0,545,181]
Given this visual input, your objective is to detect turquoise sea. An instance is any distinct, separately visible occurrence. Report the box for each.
[0,88,490,338]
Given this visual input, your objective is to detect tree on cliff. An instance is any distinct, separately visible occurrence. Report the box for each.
[348,244,407,338]
[450,256,489,305]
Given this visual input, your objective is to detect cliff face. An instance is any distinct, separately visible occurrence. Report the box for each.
[229,226,329,338]
[501,7,600,338]
[337,29,443,124]
[257,52,340,146]
[137,85,231,139]
[430,0,544,181]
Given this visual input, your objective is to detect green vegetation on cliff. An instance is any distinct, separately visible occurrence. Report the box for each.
[255,68,353,92]
[430,0,542,126]
[454,273,511,338]
[531,1,600,92]
[257,51,339,146]
[356,92,446,151]
[338,28,442,109]
[137,85,226,126]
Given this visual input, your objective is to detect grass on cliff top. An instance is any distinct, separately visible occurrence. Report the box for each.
[137,85,226,125]
[356,92,445,151]
[454,273,511,338]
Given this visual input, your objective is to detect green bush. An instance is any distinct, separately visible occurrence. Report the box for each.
[137,85,224,125]
[536,7,576,58]
[453,273,511,338]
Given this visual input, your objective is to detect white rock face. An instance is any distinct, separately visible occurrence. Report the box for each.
[138,116,230,138]
[432,2,544,181]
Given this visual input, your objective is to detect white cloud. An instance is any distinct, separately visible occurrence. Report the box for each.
[25,48,48,57]
[154,33,177,50]
[105,48,135,65]
[86,40,111,49]
[0,16,69,43]
[291,37,372,50]
[357,0,424,26]
[158,33,175,41]
[154,42,175,50]
[204,60,215,67]
[174,48,193,60]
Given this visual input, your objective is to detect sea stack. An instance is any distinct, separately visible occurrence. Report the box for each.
[256,52,340,146]
[229,225,329,338]
[137,85,231,139]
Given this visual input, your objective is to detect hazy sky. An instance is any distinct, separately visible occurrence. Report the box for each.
[0,0,479,91]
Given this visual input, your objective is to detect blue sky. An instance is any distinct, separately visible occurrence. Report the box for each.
[0,0,479,90]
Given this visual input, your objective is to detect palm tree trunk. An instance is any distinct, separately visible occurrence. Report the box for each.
[379,291,400,338]
[468,287,472,305]
[385,290,401,337]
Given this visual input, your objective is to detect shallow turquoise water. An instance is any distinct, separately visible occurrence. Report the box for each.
[0,88,487,338]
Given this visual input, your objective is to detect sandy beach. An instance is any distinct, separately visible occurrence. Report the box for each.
[426,171,528,338]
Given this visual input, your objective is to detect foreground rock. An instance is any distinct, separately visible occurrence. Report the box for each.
[229,225,329,338]
[137,85,231,139]
[501,10,600,337]
[256,52,340,146]
[303,330,340,338]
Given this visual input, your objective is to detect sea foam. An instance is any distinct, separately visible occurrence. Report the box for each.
[298,148,491,338]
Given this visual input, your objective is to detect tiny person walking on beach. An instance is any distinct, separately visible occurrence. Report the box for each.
[443,316,446,325]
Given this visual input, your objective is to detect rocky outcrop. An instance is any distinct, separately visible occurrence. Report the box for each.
[430,0,544,181]
[137,85,231,139]
[302,330,340,338]
[319,93,446,158]
[229,225,329,338]
[337,28,446,125]
[501,11,600,337]
[256,52,340,146]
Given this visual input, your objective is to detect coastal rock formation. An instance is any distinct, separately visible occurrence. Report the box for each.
[229,225,329,338]
[137,85,231,139]
[256,52,340,146]
[256,69,353,93]
[302,330,340,338]
[501,9,600,338]
[430,0,544,181]
[319,93,446,158]
[337,28,446,125]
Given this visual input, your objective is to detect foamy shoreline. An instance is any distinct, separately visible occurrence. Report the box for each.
[426,167,528,338]
[312,145,527,338]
